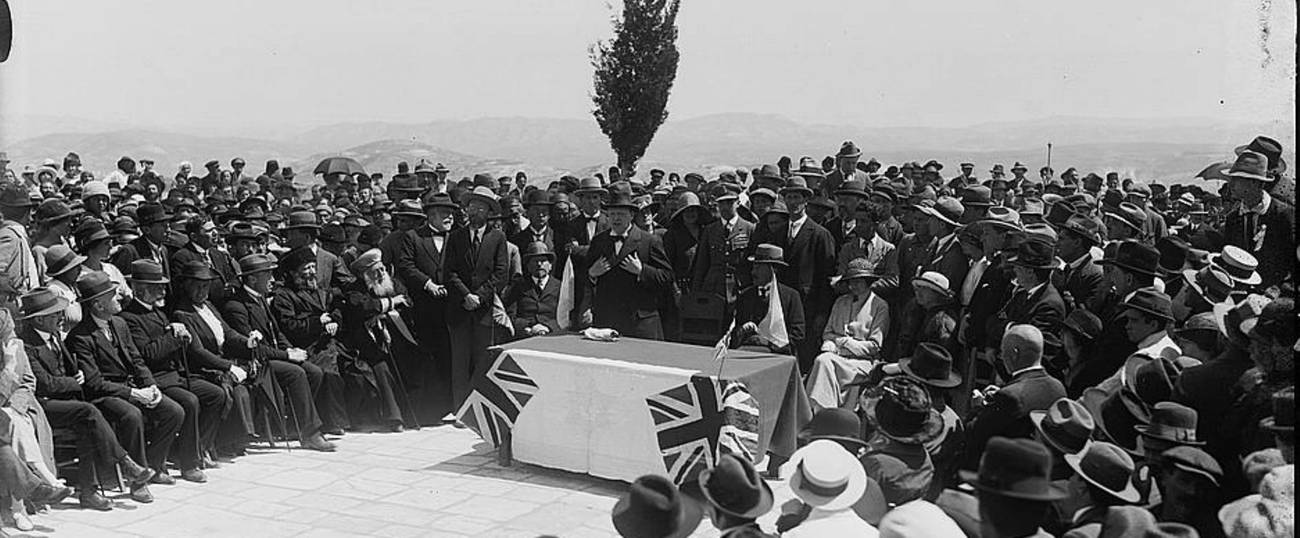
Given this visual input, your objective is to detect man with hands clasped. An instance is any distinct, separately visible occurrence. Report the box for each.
[442,186,509,410]
[586,191,673,339]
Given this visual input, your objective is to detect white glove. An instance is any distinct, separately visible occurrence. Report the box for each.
[324,322,339,336]
[287,348,307,363]
[319,314,333,325]
[246,330,263,349]
[229,365,248,384]
[169,323,191,341]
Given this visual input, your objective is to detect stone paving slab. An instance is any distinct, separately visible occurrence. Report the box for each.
[1,425,799,537]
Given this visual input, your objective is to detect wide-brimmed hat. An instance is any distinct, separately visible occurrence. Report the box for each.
[920,196,964,227]
[284,210,322,230]
[1225,150,1272,182]
[873,376,944,444]
[136,203,172,225]
[834,179,870,199]
[34,199,82,224]
[1064,442,1141,504]
[611,475,702,538]
[800,408,868,450]
[18,287,71,320]
[747,243,787,267]
[1100,506,1199,538]
[779,177,814,198]
[961,186,992,208]
[1209,245,1262,286]
[959,437,1067,501]
[976,206,1022,232]
[1045,200,1079,227]
[1120,288,1174,322]
[1097,240,1160,277]
[1061,308,1103,341]
[603,190,640,211]
[899,343,962,388]
[1031,398,1095,455]
[175,260,218,281]
[41,243,87,279]
[128,259,170,284]
[1260,387,1295,434]
[911,271,953,298]
[1059,215,1102,246]
[521,241,555,263]
[1154,236,1190,276]
[1180,266,1234,305]
[836,141,862,159]
[1081,387,1150,456]
[869,184,898,205]
[697,453,774,520]
[1009,234,1062,270]
[782,439,869,511]
[0,183,36,208]
[1134,401,1204,447]
[237,254,277,276]
[75,271,118,303]
[840,256,883,283]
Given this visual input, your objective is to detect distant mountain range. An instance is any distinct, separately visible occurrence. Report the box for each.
[3,114,1293,185]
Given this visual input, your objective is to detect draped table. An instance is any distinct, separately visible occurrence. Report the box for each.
[455,335,811,484]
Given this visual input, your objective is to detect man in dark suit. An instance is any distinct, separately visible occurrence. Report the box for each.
[985,233,1067,375]
[65,271,184,503]
[774,178,836,370]
[19,287,155,510]
[868,185,907,247]
[918,196,970,295]
[395,193,456,418]
[281,210,355,305]
[221,254,337,451]
[962,324,1066,470]
[1221,150,1295,288]
[381,200,427,265]
[562,177,611,327]
[442,186,510,408]
[586,191,674,339]
[119,260,230,483]
[1054,216,1107,312]
[270,247,351,432]
[510,190,563,276]
[821,141,870,197]
[730,244,804,355]
[823,179,869,249]
[171,215,239,305]
[109,203,173,280]
[504,242,562,338]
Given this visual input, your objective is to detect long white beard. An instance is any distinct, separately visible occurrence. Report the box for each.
[366,273,396,298]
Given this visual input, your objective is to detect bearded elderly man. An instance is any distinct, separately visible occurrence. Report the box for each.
[339,249,412,431]
[119,260,229,483]
[270,247,350,433]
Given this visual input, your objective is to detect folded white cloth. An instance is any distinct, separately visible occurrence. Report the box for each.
[580,328,620,342]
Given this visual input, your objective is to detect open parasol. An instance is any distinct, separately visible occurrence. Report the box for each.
[314,156,366,177]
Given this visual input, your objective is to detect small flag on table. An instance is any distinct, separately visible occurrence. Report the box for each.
[756,284,788,349]
[712,318,736,362]
[557,254,575,330]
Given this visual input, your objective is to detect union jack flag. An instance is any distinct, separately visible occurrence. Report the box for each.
[646,375,760,485]
[456,351,538,448]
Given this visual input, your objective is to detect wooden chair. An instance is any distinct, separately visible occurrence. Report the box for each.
[677,291,728,346]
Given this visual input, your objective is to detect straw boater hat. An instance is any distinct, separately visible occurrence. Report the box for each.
[1209,245,1262,286]
[781,439,869,511]
[911,271,953,299]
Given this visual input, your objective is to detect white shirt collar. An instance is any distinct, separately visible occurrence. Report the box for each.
[1010,365,1045,378]
[789,213,808,235]
[1246,190,1272,215]
[243,285,264,299]
[723,214,740,229]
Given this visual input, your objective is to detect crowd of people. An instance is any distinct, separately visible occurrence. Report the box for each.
[0,135,1293,537]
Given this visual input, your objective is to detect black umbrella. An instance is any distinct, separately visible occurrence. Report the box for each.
[313,157,366,177]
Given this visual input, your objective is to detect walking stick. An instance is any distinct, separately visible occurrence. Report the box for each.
[380,318,421,429]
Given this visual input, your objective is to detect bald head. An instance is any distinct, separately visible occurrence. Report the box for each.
[1000,324,1044,372]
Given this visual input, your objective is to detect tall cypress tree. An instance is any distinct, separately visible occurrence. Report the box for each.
[590,0,682,179]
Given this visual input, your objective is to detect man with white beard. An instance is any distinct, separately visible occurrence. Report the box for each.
[340,249,411,430]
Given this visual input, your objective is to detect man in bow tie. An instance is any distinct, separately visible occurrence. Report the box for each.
[586,192,672,339]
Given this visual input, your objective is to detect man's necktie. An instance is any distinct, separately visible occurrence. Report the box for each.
[1244,212,1258,247]
[788,224,797,243]
[471,231,481,253]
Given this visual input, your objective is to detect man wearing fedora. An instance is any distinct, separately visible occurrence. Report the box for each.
[65,270,184,503]
[1057,441,1142,538]
[0,183,39,293]
[586,190,673,339]
[394,194,456,416]
[776,176,836,369]
[958,436,1064,538]
[283,210,355,305]
[917,196,969,295]
[510,190,563,275]
[1222,150,1294,289]
[696,453,778,537]
[1086,240,1161,389]
[610,474,703,538]
[1055,215,1108,313]
[110,203,174,282]
[823,142,869,199]
[985,231,1067,375]
[18,286,157,510]
[964,325,1066,471]
[730,244,805,354]
[503,242,562,339]
[562,177,610,328]
[119,260,230,483]
[443,185,510,408]
[172,215,239,305]
[222,254,338,452]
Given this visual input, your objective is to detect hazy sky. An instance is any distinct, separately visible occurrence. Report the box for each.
[1,0,1295,135]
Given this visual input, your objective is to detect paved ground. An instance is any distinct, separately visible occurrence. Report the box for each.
[2,425,796,537]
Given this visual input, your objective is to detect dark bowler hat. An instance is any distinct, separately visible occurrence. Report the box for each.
[1209,245,1261,286]
[238,254,277,276]
[176,260,218,281]
[746,243,788,267]
[34,199,81,224]
[136,203,172,225]
[44,245,87,278]
[1060,215,1102,246]
[603,190,640,212]
[1009,234,1061,270]
[698,453,774,520]
[1120,288,1174,322]
[961,185,992,207]
[75,271,119,303]
[1225,150,1272,182]
[1031,398,1095,455]
[959,436,1067,501]
[1045,199,1079,227]
[799,408,867,449]
[1260,387,1294,434]
[390,199,425,219]
[779,176,814,197]
[1155,236,1191,276]
[522,189,553,207]
[1062,308,1103,341]
[129,259,170,284]
[18,287,71,320]
[419,193,458,212]
[836,141,862,159]
[1135,402,1204,447]
[1097,240,1160,277]
[1235,135,1286,173]
[873,376,943,445]
[611,475,702,538]
[573,176,606,194]
[899,343,962,388]
[521,241,555,262]
[284,210,321,230]
[1096,506,1198,538]
[1065,442,1140,503]
[278,246,316,275]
